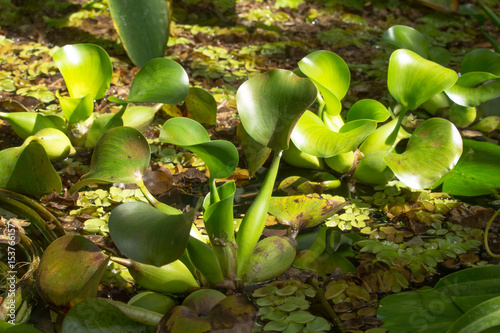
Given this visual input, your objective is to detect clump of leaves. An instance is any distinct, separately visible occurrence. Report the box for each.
[252,280,332,333]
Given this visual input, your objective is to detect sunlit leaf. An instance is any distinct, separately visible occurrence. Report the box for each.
[109,202,194,266]
[56,92,95,124]
[236,123,272,176]
[109,58,189,105]
[0,142,62,198]
[291,110,376,158]
[122,106,158,132]
[108,0,170,67]
[346,99,390,122]
[382,25,428,58]
[0,107,66,140]
[445,72,500,107]
[388,49,458,110]
[359,117,412,154]
[385,118,462,189]
[36,235,109,311]
[268,195,346,231]
[354,150,395,185]
[236,69,317,151]
[160,117,238,179]
[70,127,150,194]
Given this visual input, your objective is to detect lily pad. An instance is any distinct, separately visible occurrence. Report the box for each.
[36,235,109,311]
[70,126,150,194]
[268,195,346,231]
[291,110,376,158]
[236,69,317,151]
[108,202,194,267]
[385,118,462,189]
[388,49,458,111]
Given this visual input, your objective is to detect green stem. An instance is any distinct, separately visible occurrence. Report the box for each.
[385,106,407,148]
[317,93,326,120]
[236,150,282,277]
[209,177,220,205]
[135,178,180,215]
[484,208,500,258]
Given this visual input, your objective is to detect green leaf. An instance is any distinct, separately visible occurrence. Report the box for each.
[236,69,317,151]
[440,139,500,196]
[382,25,429,58]
[122,106,158,132]
[378,287,463,333]
[0,322,43,332]
[445,72,500,107]
[0,109,65,140]
[108,202,193,266]
[62,298,158,333]
[85,108,125,148]
[461,49,500,75]
[160,117,238,179]
[70,127,150,194]
[53,44,112,123]
[291,110,376,158]
[109,58,189,105]
[36,235,109,311]
[108,0,170,67]
[27,128,75,161]
[298,50,350,116]
[0,142,62,198]
[236,123,272,176]
[388,49,458,110]
[385,118,462,189]
[184,87,217,126]
[346,99,390,122]
[354,150,395,185]
[447,297,500,333]
[359,117,411,154]
[268,195,346,232]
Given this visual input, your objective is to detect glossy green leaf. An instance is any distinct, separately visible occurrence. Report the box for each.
[62,298,158,333]
[108,201,193,267]
[354,150,395,185]
[282,140,324,170]
[236,123,272,176]
[160,117,238,179]
[0,110,65,140]
[385,118,462,189]
[184,87,217,126]
[27,128,75,161]
[445,72,500,107]
[447,296,500,333]
[36,235,109,311]
[0,142,62,198]
[388,49,458,110]
[53,44,112,100]
[268,195,346,232]
[122,106,158,132]
[346,99,390,122]
[291,110,376,158]
[359,117,411,154]
[108,0,170,67]
[382,25,428,58]
[461,49,500,75]
[109,58,189,105]
[84,108,125,148]
[57,92,95,124]
[70,127,150,194]
[186,236,224,284]
[298,50,350,115]
[236,69,317,151]
[53,44,112,123]
[128,291,177,315]
[440,139,500,196]
[378,287,463,332]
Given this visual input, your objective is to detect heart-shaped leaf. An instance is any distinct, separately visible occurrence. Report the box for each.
[268,195,347,232]
[0,142,62,198]
[461,48,500,75]
[388,49,458,110]
[385,118,462,189]
[236,69,317,151]
[108,202,194,266]
[298,50,350,116]
[291,110,376,158]
[36,235,109,311]
[382,25,428,58]
[158,294,257,333]
[109,58,189,105]
[346,99,390,122]
[160,117,238,179]
[439,139,500,196]
[445,72,500,107]
[70,126,150,194]
[108,0,170,67]
[62,298,160,333]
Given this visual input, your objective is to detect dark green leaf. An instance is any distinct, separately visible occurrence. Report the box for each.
[382,25,428,58]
